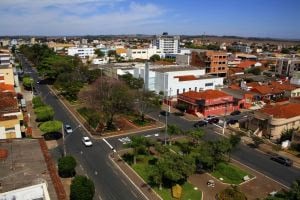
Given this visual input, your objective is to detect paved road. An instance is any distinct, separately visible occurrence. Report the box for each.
[19,53,300,191]
[107,111,300,188]
[18,54,146,200]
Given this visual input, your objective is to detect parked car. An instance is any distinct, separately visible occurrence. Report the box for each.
[226,119,238,125]
[230,110,241,116]
[82,137,93,147]
[160,110,170,116]
[194,120,207,127]
[64,124,73,134]
[270,156,293,166]
[205,116,219,124]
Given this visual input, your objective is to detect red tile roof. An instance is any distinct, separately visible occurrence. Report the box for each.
[250,85,283,95]
[174,75,198,81]
[261,103,300,118]
[237,60,257,69]
[179,90,231,100]
[0,83,14,92]
[269,81,298,91]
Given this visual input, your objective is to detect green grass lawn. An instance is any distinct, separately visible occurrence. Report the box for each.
[211,162,252,185]
[132,160,202,200]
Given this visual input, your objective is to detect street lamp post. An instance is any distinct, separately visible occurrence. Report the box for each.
[222,99,229,135]
[164,88,172,145]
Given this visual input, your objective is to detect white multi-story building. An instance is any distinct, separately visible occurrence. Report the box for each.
[67,47,95,58]
[152,32,180,54]
[276,57,300,77]
[129,64,224,97]
[127,46,164,60]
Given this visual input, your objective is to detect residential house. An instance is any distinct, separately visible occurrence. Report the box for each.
[248,103,300,141]
[0,92,23,139]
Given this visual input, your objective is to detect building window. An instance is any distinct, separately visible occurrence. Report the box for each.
[189,88,191,91]
[183,88,185,93]
[195,87,197,91]
[177,89,179,94]
[205,83,213,87]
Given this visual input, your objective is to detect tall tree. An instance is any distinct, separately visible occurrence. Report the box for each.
[136,90,161,122]
[167,124,182,145]
[84,77,134,130]
[94,49,105,57]
[70,176,95,200]
[186,128,204,144]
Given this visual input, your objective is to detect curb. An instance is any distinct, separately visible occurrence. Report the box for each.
[47,85,165,140]
[109,153,163,200]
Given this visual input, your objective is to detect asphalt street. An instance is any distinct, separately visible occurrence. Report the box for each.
[19,53,300,194]
[107,111,300,188]
[19,54,146,200]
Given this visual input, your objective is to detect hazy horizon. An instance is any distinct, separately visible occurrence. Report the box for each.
[1,0,300,39]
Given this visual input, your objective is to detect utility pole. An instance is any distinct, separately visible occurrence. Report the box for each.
[62,124,66,157]
[164,88,172,145]
[222,99,228,135]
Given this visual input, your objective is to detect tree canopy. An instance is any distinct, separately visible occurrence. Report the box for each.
[70,176,95,200]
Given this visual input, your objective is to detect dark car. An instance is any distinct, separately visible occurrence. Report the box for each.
[160,110,170,116]
[271,156,293,166]
[194,120,207,127]
[207,117,219,124]
[230,110,241,116]
[226,119,238,125]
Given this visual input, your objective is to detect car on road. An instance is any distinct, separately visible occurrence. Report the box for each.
[205,116,219,124]
[118,137,131,144]
[194,120,208,127]
[64,124,73,134]
[160,110,170,116]
[270,156,293,166]
[82,136,93,147]
[226,119,238,125]
[230,110,241,116]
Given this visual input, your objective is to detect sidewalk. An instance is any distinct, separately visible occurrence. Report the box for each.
[189,158,285,200]
[161,104,200,121]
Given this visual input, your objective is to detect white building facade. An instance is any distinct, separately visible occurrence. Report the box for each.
[130,65,224,97]
[152,33,180,54]
[67,47,95,58]
[127,46,164,60]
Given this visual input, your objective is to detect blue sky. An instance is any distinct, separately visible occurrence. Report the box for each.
[0,0,299,39]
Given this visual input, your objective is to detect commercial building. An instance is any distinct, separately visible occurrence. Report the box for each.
[249,103,300,140]
[152,32,180,54]
[276,58,300,77]
[291,71,300,86]
[232,44,252,53]
[0,53,10,66]
[67,47,95,58]
[177,90,236,117]
[131,65,224,97]
[127,46,164,60]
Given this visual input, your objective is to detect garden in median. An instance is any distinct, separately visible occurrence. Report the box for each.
[211,162,252,185]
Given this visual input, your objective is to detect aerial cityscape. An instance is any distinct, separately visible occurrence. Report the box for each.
[1,1,300,200]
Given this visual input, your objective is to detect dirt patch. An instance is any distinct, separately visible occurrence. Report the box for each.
[61,178,72,199]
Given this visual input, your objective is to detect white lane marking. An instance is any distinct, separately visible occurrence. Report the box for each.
[102,138,114,150]
[131,190,138,198]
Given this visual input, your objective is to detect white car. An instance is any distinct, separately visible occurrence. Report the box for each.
[64,124,73,134]
[82,137,92,147]
[118,137,131,144]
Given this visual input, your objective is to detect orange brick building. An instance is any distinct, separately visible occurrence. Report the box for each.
[190,50,228,76]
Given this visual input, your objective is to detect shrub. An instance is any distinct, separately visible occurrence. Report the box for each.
[58,156,77,178]
[23,76,34,89]
[70,176,95,200]
[32,96,45,108]
[39,120,62,133]
[35,105,54,122]
[217,186,247,200]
